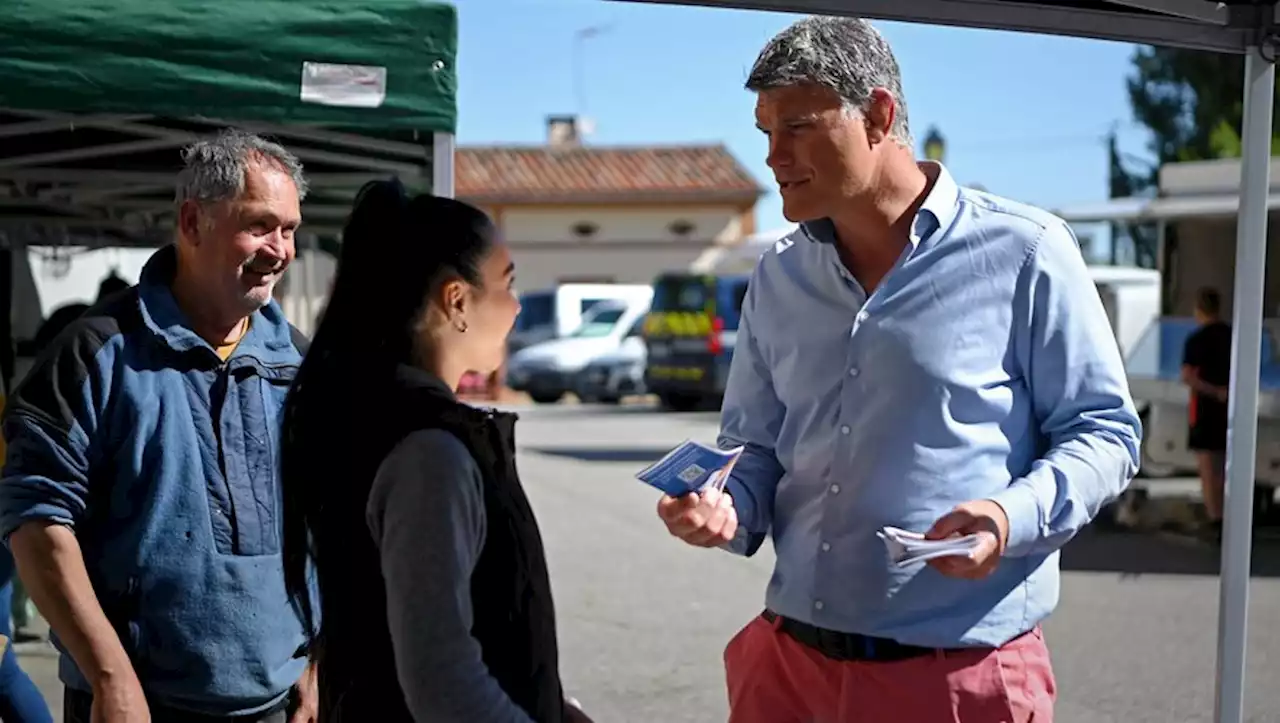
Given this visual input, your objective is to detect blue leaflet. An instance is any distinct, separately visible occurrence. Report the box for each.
[636,439,744,497]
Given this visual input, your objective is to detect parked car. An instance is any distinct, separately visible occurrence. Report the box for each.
[573,319,647,404]
[643,272,748,411]
[507,297,651,404]
[508,283,653,355]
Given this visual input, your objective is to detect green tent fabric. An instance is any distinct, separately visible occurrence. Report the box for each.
[0,0,458,133]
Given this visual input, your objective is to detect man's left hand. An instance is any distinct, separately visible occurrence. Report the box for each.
[288,662,319,723]
[924,500,1010,579]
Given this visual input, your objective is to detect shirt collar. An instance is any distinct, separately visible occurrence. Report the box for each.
[913,161,960,245]
[799,161,962,249]
[136,244,295,360]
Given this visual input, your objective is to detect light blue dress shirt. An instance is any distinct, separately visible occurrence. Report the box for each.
[719,163,1141,649]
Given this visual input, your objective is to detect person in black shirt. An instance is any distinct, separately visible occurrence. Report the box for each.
[1182,287,1232,538]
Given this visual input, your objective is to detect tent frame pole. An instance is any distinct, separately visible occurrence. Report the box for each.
[1215,42,1275,723]
[433,132,456,199]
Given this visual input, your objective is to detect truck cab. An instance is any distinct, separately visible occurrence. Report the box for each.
[642,272,748,411]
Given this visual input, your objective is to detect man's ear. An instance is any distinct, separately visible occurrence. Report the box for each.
[177,200,204,247]
[863,88,897,145]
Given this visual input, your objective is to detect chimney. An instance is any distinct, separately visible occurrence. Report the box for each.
[546,115,581,148]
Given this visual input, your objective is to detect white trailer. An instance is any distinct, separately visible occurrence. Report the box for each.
[1058,159,1280,485]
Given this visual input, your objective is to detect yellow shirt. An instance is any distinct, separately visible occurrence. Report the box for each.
[215,319,251,361]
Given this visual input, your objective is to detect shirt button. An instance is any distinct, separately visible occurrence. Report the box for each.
[848,367,860,377]
[830,484,841,494]
[821,542,831,552]
[840,425,851,435]
[814,600,825,611]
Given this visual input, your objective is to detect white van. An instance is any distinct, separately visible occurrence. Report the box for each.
[506,292,653,404]
[509,283,653,353]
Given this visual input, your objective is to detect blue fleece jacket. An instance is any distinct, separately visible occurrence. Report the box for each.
[0,246,311,716]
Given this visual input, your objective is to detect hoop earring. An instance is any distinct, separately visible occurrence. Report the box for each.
[457,319,468,333]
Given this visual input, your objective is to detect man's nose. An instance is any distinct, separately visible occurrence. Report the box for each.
[766,137,793,171]
[263,228,292,258]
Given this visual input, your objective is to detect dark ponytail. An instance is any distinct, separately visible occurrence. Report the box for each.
[280,179,499,646]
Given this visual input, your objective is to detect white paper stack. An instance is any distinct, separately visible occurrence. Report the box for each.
[877,526,984,567]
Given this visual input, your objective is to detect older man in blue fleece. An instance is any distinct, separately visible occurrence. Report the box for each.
[0,129,318,723]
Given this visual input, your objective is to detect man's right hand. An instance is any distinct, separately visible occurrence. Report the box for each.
[657,486,738,547]
[92,674,151,723]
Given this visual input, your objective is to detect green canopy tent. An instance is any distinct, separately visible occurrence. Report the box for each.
[0,0,459,381]
[609,2,1277,722]
[0,0,459,242]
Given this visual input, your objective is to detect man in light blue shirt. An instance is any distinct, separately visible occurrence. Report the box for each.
[657,16,1140,723]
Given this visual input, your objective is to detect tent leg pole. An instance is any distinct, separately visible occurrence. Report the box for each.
[1214,44,1274,723]
[301,233,317,336]
[432,132,456,199]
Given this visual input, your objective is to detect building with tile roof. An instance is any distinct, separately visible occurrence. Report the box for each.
[270,117,765,334]
[458,116,764,292]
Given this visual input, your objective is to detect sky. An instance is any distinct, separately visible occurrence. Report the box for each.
[454,0,1153,232]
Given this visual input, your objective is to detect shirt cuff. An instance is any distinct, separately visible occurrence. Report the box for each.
[987,481,1044,558]
[719,525,764,557]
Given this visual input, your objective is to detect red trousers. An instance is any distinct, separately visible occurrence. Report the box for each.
[724,614,1057,723]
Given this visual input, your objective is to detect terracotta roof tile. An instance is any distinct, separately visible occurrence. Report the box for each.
[456,144,762,204]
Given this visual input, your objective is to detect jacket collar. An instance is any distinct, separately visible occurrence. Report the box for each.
[390,364,519,431]
[392,364,458,402]
[136,245,299,364]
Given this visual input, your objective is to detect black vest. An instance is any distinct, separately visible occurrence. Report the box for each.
[315,365,565,722]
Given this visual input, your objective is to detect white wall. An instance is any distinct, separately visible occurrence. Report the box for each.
[1160,157,1280,197]
[1166,213,1280,318]
[499,207,744,245]
[274,249,337,337]
[492,205,750,292]
[508,245,713,292]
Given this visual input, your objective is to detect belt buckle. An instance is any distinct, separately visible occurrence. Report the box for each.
[816,627,854,661]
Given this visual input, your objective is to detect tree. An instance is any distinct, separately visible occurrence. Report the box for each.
[1111,46,1280,269]
[1126,46,1280,190]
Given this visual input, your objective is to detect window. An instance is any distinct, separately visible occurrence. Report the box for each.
[652,275,710,312]
[721,277,747,330]
[515,292,554,332]
[653,274,750,330]
[570,305,627,338]
[580,297,611,316]
[719,278,749,331]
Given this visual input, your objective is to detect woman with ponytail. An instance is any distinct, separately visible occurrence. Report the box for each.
[280,180,588,723]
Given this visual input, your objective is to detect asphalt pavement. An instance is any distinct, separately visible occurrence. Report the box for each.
[16,401,1280,722]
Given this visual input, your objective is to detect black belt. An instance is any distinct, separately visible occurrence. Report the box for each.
[761,610,943,663]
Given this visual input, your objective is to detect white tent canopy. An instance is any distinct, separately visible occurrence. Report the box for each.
[609,2,1278,721]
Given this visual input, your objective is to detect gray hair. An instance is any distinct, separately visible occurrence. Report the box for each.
[746,16,912,148]
[175,129,309,208]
